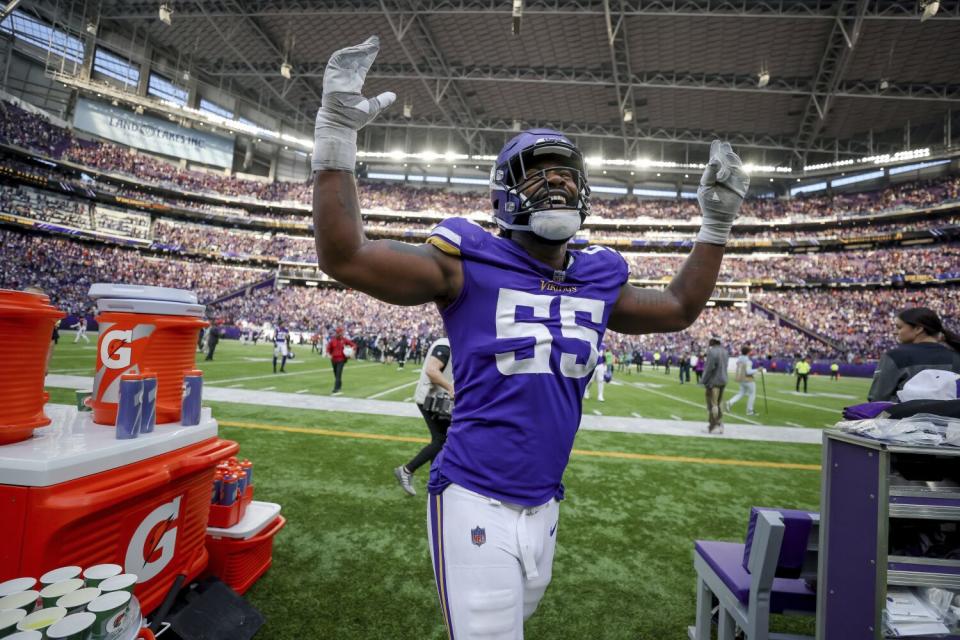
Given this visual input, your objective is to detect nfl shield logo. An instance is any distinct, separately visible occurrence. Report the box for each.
[471,526,486,547]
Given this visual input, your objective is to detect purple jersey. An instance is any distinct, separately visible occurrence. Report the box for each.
[426,217,629,506]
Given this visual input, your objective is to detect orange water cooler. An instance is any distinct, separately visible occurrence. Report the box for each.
[0,405,237,615]
[0,284,236,616]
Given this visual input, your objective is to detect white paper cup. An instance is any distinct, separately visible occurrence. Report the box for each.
[0,608,26,638]
[96,574,137,595]
[0,581,35,600]
[39,567,82,587]
[39,580,84,609]
[81,565,121,588]
[0,592,37,614]
[55,588,100,614]
[45,612,96,640]
[15,607,65,634]
[3,631,41,640]
[87,591,131,640]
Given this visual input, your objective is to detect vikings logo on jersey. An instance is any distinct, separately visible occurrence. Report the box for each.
[426,217,629,507]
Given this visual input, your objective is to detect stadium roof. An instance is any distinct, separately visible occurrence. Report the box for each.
[52,0,960,167]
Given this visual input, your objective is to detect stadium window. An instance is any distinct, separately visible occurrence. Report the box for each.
[93,47,140,88]
[199,98,234,120]
[366,172,406,181]
[591,185,628,195]
[888,159,950,176]
[633,188,677,198]
[449,177,488,186]
[790,181,827,196]
[830,170,885,188]
[679,191,698,199]
[425,175,448,183]
[237,116,260,129]
[0,9,84,63]
[147,72,188,105]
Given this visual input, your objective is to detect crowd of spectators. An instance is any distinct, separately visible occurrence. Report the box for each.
[0,184,91,229]
[753,288,960,357]
[0,228,270,313]
[5,220,960,360]
[623,244,960,284]
[211,285,444,343]
[3,100,960,224]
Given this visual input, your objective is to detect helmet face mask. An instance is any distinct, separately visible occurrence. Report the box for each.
[490,129,590,242]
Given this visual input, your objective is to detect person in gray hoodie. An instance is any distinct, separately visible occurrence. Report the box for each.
[701,337,730,434]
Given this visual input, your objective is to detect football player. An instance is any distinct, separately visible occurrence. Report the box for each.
[273,320,291,373]
[312,36,749,639]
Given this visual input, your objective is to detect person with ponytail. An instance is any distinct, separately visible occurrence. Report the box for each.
[867,307,960,402]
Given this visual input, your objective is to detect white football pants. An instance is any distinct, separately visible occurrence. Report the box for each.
[728,380,757,413]
[584,364,605,400]
[427,483,559,639]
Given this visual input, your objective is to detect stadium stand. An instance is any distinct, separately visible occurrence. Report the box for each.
[1,99,958,361]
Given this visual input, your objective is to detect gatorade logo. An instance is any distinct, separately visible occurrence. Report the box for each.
[125,496,182,583]
[94,323,156,404]
[101,330,133,369]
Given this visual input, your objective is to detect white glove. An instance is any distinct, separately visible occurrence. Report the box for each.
[696,140,750,245]
[312,36,396,172]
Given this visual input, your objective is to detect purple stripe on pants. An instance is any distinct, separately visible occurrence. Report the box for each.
[430,493,454,639]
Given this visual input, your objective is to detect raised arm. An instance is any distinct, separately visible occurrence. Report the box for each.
[608,141,749,335]
[312,37,460,307]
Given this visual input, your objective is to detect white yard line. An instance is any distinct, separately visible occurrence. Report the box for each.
[209,361,380,385]
[623,381,752,425]
[723,411,763,425]
[592,409,603,416]
[367,380,419,400]
[631,412,643,418]
[260,386,276,391]
[766,395,842,414]
[296,389,310,394]
[670,414,682,421]
[228,384,244,388]
[786,421,804,428]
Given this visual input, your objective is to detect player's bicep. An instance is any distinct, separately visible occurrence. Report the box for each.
[332,239,460,306]
[607,284,689,334]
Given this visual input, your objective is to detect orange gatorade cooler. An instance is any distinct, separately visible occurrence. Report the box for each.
[0,289,65,445]
[88,284,207,426]
[0,402,237,616]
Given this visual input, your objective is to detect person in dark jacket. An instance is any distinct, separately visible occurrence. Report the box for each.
[868,307,960,402]
[701,337,729,434]
[205,324,221,361]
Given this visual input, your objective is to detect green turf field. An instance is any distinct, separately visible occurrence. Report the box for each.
[46,334,867,638]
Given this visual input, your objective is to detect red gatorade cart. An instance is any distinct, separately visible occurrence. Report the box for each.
[87,284,207,426]
[0,289,65,444]
[0,403,237,616]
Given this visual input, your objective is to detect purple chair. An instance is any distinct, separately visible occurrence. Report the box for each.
[688,508,819,640]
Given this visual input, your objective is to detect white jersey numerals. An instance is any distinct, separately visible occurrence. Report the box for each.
[494,288,602,378]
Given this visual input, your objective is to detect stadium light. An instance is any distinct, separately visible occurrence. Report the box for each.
[158,3,173,25]
[879,78,889,91]
[921,0,939,21]
[85,21,97,34]
[623,108,634,123]
[280,62,293,80]
[757,70,770,88]
[403,101,413,119]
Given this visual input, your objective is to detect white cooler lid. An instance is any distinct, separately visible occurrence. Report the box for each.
[0,405,218,487]
[207,501,281,540]
[88,283,198,304]
[95,298,206,318]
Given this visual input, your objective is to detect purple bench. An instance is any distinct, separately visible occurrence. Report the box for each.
[688,508,819,640]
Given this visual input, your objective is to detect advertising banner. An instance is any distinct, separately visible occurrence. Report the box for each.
[73,98,234,168]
